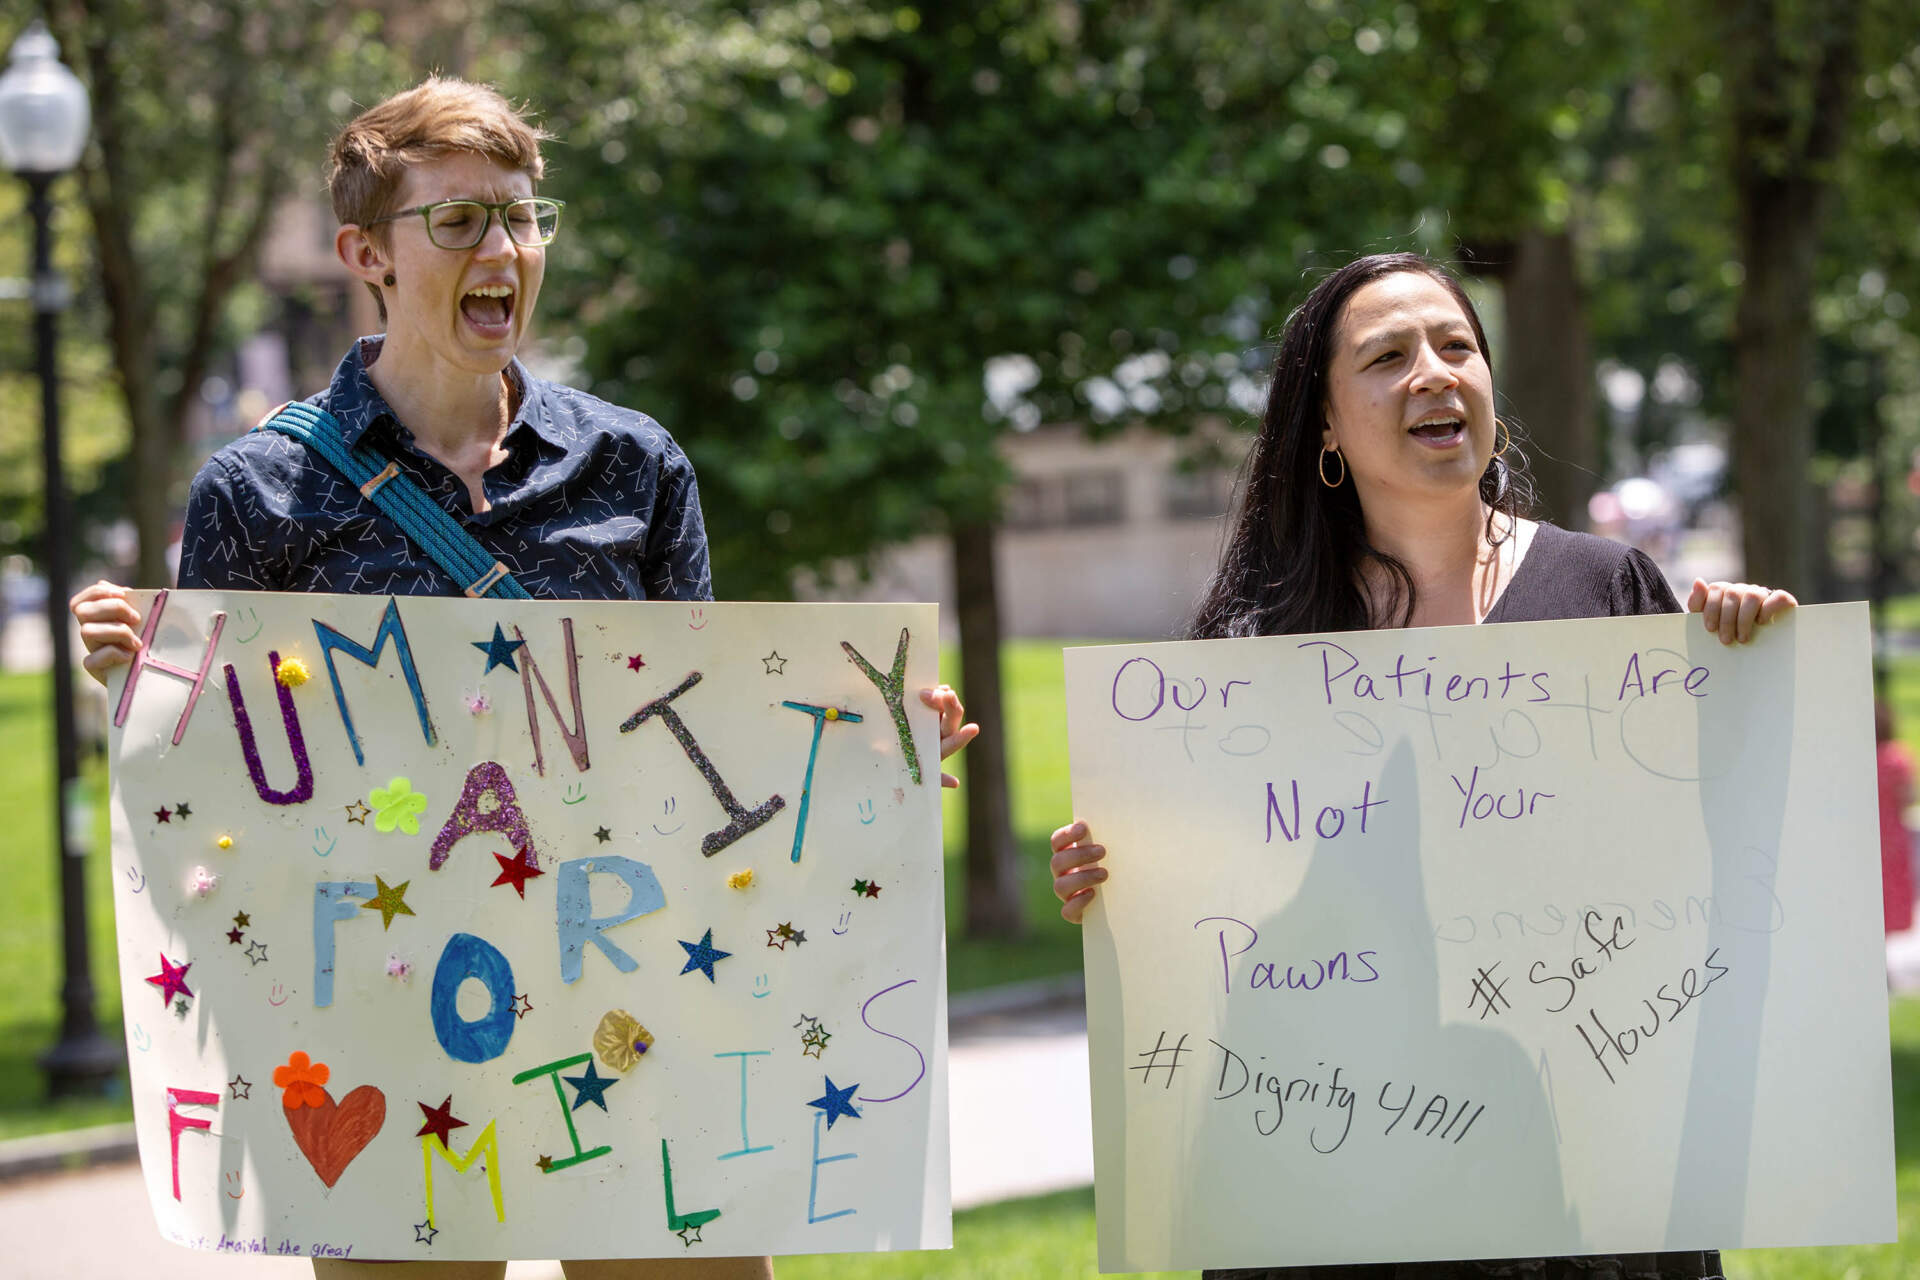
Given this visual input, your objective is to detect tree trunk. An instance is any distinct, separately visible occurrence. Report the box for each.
[51,0,306,588]
[1496,229,1595,529]
[129,403,173,587]
[1729,178,1824,597]
[1866,351,1889,685]
[1720,0,1860,597]
[951,520,1025,939]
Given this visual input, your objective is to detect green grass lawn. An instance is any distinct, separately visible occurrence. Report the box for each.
[1880,593,1920,638]
[0,671,124,1141]
[940,640,1091,994]
[1879,595,1920,739]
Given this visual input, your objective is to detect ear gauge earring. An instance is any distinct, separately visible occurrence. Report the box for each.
[382,272,396,287]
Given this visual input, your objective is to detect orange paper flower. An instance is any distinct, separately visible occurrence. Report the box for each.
[273,1051,331,1109]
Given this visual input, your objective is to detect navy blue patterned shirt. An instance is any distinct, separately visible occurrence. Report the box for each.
[178,337,712,602]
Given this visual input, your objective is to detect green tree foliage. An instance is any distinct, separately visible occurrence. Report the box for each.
[499,0,1441,933]
[39,0,408,586]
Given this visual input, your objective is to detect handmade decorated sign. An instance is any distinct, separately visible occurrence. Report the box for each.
[108,590,949,1262]
[1064,605,1893,1272]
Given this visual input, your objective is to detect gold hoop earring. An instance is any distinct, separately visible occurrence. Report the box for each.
[1318,445,1346,488]
[1494,417,1511,458]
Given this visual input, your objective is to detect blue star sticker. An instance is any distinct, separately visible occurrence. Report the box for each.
[678,928,731,982]
[472,623,525,674]
[807,1076,862,1129]
[563,1060,618,1112]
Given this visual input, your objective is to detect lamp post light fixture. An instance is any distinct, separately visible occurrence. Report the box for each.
[0,20,119,1097]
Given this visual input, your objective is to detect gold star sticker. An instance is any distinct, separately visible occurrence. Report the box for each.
[360,875,416,930]
[536,1154,554,1173]
[232,911,251,929]
[345,800,372,825]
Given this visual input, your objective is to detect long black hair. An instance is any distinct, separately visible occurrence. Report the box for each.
[1187,253,1535,640]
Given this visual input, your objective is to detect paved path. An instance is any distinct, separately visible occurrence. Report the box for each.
[0,999,1094,1279]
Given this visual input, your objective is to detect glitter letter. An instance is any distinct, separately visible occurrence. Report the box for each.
[842,629,922,785]
[225,650,315,804]
[429,761,537,872]
[620,672,785,856]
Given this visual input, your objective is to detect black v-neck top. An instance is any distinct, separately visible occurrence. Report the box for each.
[1481,522,1683,624]
[1206,526,1716,1280]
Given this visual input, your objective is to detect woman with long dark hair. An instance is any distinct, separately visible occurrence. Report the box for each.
[1050,251,1794,1280]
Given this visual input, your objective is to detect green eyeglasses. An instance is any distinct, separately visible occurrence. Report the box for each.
[366,197,565,250]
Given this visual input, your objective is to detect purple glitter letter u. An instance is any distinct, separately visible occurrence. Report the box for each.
[225,651,315,805]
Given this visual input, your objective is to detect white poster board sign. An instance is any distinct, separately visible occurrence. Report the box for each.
[1064,605,1893,1272]
[108,590,949,1262]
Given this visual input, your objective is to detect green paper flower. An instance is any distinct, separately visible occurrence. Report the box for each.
[369,777,429,835]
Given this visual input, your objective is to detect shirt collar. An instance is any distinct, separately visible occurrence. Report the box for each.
[317,335,561,451]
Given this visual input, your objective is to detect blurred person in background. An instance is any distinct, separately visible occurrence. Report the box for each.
[1878,698,1914,937]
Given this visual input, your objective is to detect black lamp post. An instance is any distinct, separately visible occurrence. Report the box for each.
[1,19,117,1097]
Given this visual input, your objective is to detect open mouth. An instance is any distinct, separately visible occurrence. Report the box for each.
[1408,417,1464,446]
[460,284,515,337]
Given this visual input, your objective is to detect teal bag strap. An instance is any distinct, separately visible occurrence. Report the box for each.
[252,401,532,600]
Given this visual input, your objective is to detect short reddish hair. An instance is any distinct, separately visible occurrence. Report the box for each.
[326,77,550,317]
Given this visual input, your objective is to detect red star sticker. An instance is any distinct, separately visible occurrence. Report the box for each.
[226,927,244,945]
[491,850,545,898]
[863,881,881,898]
[154,806,172,824]
[415,1095,469,1145]
[145,954,193,1006]
[626,653,646,671]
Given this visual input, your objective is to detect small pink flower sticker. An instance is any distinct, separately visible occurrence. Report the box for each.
[273,1051,330,1110]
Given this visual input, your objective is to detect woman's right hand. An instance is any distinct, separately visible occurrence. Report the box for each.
[1050,819,1107,924]
[70,580,144,687]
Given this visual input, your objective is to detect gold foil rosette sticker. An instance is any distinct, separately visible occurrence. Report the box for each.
[594,1009,655,1072]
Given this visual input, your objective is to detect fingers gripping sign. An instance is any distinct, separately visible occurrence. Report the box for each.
[1050,819,1107,924]
[919,684,979,789]
[1686,578,1797,646]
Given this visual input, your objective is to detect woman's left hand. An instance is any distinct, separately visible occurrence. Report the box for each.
[1687,578,1798,645]
[921,685,980,788]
